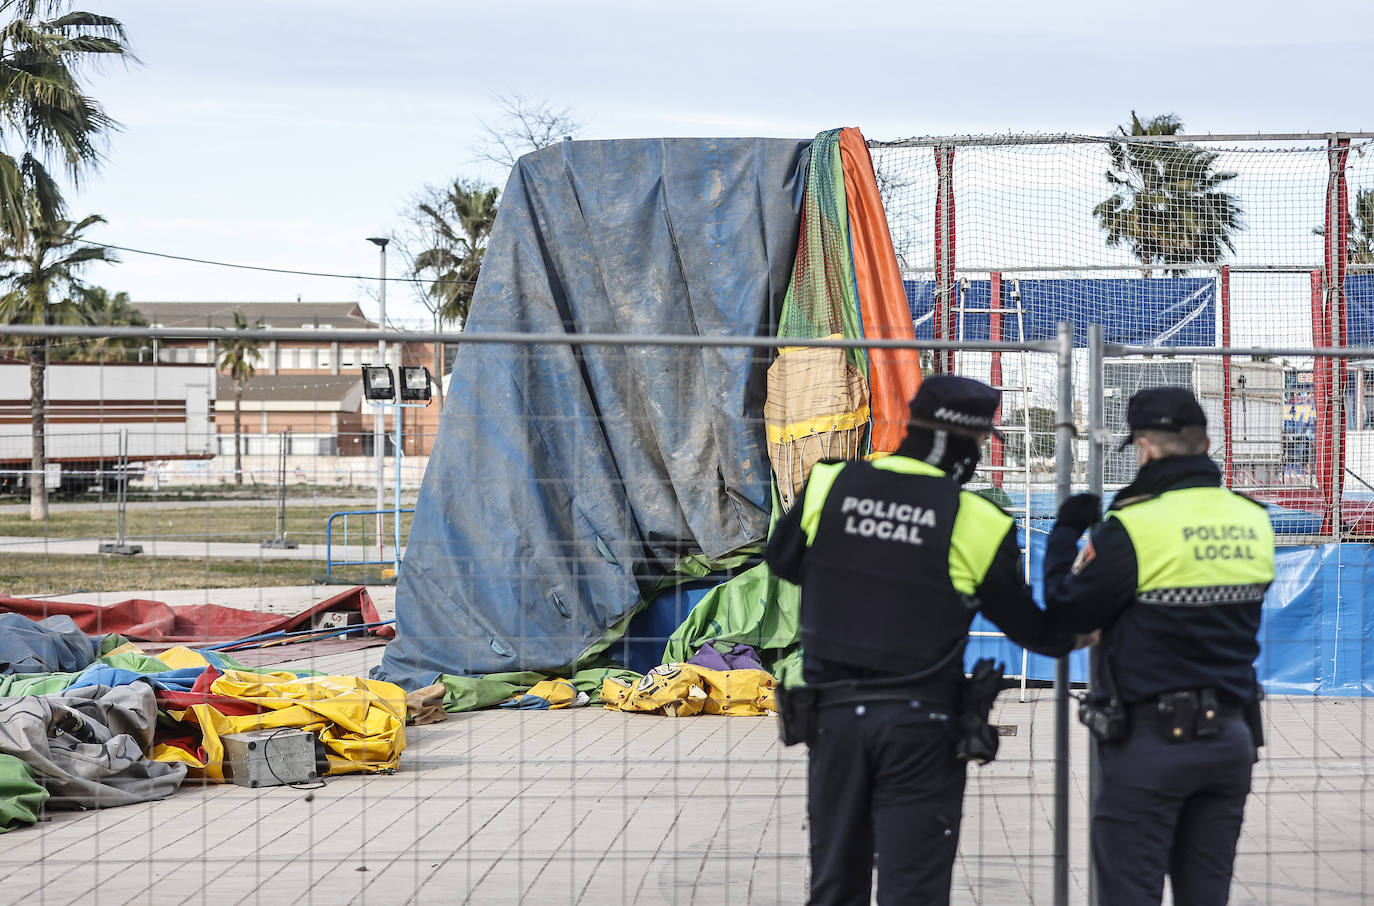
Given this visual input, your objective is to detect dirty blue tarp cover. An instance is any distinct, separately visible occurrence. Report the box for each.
[905,278,1216,347]
[374,138,809,689]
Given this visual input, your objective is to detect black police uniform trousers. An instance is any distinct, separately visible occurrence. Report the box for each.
[1093,714,1254,906]
[807,699,965,906]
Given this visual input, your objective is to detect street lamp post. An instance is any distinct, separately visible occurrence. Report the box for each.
[361,365,431,577]
[366,236,389,566]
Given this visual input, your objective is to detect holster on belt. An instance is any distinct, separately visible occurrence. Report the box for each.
[1139,688,1243,745]
[775,684,819,747]
[956,657,1004,765]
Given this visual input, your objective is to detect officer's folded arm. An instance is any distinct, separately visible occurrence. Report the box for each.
[1042,516,1139,634]
[976,527,1079,657]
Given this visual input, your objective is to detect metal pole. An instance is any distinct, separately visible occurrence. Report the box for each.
[1053,320,1075,906]
[116,430,127,547]
[368,237,390,565]
[277,430,287,539]
[261,429,298,549]
[1086,324,1106,906]
[99,430,142,556]
[393,401,402,577]
[1219,266,1235,487]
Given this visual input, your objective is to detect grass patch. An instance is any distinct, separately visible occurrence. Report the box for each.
[0,504,413,545]
[0,553,391,596]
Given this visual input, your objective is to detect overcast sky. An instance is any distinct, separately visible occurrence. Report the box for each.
[72,0,1374,326]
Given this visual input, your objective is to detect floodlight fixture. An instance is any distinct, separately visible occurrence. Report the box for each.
[362,365,395,401]
[400,366,433,401]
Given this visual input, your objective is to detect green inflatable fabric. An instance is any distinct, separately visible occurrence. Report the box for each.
[661,560,804,686]
[437,663,643,713]
[0,754,47,833]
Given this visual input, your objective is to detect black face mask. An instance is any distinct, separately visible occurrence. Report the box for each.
[896,428,982,485]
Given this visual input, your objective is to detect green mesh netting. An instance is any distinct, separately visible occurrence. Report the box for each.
[777,128,866,373]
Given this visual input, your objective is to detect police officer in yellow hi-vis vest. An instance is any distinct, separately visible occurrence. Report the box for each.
[1044,386,1275,906]
[766,375,1090,906]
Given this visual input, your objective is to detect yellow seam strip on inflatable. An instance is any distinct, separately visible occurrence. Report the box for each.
[765,407,872,444]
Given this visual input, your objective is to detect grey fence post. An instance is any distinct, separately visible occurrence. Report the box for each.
[1086,324,1106,905]
[1053,321,1075,906]
[262,429,298,550]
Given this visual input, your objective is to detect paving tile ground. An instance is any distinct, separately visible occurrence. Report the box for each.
[0,589,1369,904]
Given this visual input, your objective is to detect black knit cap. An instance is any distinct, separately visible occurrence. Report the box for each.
[907,374,1002,438]
[1119,386,1207,450]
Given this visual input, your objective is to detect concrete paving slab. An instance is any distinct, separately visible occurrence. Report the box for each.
[0,647,1367,906]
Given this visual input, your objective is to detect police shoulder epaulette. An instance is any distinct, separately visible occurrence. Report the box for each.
[964,488,1013,515]
[1230,490,1270,510]
[1108,492,1158,511]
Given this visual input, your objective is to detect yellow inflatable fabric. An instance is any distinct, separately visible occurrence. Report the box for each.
[152,670,407,780]
[601,663,776,717]
[503,678,587,710]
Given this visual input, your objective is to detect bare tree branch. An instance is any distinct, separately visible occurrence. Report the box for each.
[471,92,584,170]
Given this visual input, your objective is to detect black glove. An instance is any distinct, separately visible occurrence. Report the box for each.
[956,658,1005,765]
[1056,493,1102,531]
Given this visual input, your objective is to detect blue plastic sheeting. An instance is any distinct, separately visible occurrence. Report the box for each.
[618,584,716,675]
[965,532,1372,696]
[0,614,102,675]
[1346,274,1374,343]
[375,138,809,689]
[905,278,1216,347]
[66,665,207,692]
[1260,544,1374,696]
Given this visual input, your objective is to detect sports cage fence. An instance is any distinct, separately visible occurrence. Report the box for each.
[0,132,1368,904]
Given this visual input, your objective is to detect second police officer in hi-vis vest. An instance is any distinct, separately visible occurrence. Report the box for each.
[766,375,1094,906]
[1044,387,1275,906]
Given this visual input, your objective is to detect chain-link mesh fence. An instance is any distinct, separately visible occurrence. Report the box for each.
[0,129,1369,904]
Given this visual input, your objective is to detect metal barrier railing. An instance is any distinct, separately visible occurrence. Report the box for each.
[324,507,412,580]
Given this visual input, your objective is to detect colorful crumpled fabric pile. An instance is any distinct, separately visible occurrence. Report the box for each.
[0,636,408,832]
[600,662,776,717]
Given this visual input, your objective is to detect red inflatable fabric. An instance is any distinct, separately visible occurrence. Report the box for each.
[0,585,390,642]
[838,127,923,453]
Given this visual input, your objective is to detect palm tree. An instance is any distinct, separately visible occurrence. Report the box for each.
[1093,112,1245,276]
[44,285,143,361]
[0,212,114,519]
[1314,186,1374,266]
[217,311,262,486]
[408,179,499,327]
[0,1,132,244]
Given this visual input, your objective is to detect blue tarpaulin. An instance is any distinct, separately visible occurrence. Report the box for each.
[1345,274,1374,343]
[374,138,809,689]
[905,278,1216,347]
[961,532,1374,696]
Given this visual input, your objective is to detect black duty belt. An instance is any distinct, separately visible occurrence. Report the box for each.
[811,679,955,712]
[1128,701,1242,724]
[1127,688,1243,744]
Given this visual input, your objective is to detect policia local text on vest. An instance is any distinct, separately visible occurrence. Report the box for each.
[1044,386,1274,906]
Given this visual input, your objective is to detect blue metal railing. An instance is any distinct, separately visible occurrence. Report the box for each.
[325,507,413,580]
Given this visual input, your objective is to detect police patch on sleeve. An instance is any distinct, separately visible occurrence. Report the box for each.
[1071,538,1096,575]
